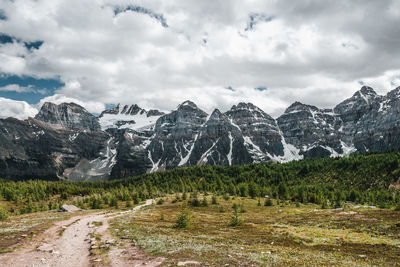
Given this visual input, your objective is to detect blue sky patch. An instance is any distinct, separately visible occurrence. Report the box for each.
[0,32,44,50]
[0,74,64,104]
[24,40,44,50]
[255,86,267,91]
[0,33,14,44]
[114,5,168,28]
[0,9,6,21]
[225,86,235,91]
[245,13,274,31]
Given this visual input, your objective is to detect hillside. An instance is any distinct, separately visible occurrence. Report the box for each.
[1,151,399,218]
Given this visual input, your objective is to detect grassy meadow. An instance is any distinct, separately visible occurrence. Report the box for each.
[109,195,400,266]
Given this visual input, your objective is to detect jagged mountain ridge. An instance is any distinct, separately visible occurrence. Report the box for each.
[1,86,400,181]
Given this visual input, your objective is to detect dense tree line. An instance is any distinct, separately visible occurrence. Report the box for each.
[1,151,400,218]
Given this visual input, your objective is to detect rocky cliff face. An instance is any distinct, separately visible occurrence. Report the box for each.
[350,87,400,153]
[276,86,400,158]
[2,85,400,181]
[0,103,113,181]
[110,101,303,176]
[226,102,287,162]
[277,102,344,158]
[35,102,101,131]
[0,117,110,180]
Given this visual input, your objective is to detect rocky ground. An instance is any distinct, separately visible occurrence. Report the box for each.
[0,200,163,267]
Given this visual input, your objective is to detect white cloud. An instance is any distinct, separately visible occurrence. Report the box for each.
[0,0,399,117]
[0,84,46,94]
[0,97,38,119]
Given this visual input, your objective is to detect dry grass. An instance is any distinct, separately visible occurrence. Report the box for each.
[109,196,400,266]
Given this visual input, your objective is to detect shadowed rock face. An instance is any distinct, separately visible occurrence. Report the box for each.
[2,85,400,181]
[0,117,110,180]
[35,102,101,131]
[277,102,343,157]
[351,87,400,153]
[225,103,285,162]
[276,86,400,158]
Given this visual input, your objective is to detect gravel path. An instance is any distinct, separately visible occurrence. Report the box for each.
[0,200,160,267]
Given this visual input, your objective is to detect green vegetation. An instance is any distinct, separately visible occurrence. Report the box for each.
[0,207,8,221]
[109,196,400,266]
[0,151,399,265]
[0,151,400,217]
[174,204,192,229]
[230,203,242,226]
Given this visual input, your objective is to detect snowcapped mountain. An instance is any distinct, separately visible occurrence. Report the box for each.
[98,104,164,131]
[1,85,400,181]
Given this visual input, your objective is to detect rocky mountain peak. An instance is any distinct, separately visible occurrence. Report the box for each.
[208,109,226,122]
[227,102,272,122]
[98,103,163,131]
[120,104,145,116]
[99,104,120,117]
[359,85,377,96]
[4,87,400,182]
[351,86,379,105]
[284,101,319,114]
[334,86,379,117]
[173,101,207,119]
[177,100,200,111]
[386,86,400,100]
[147,109,165,117]
[231,102,262,112]
[35,102,101,131]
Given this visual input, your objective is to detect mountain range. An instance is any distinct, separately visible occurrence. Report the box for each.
[1,85,399,181]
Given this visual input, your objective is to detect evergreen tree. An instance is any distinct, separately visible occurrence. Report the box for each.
[175,204,192,229]
[230,203,242,226]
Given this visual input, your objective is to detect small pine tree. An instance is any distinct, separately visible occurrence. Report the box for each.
[132,194,139,205]
[90,198,103,209]
[240,202,246,213]
[264,198,273,206]
[175,205,192,229]
[189,194,200,207]
[110,197,118,208]
[0,207,8,221]
[201,197,208,207]
[212,195,218,205]
[321,199,329,209]
[394,202,400,211]
[230,203,242,226]
[48,201,54,210]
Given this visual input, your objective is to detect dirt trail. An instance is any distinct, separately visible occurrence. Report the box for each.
[0,200,160,267]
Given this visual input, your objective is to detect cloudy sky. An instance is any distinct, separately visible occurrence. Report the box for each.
[0,0,400,119]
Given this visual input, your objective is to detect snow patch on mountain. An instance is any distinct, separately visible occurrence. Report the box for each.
[99,112,161,131]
